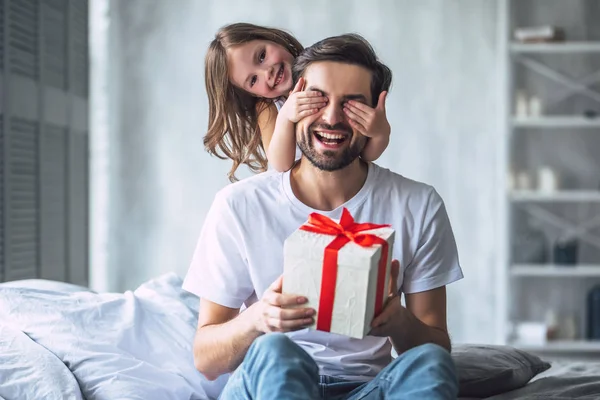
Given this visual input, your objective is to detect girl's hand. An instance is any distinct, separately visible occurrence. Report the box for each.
[343,91,390,139]
[279,77,328,123]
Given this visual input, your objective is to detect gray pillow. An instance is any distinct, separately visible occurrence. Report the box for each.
[452,344,551,398]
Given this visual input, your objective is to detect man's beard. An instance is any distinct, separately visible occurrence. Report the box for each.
[296,122,366,171]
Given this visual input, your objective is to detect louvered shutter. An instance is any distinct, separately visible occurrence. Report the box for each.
[1,0,88,284]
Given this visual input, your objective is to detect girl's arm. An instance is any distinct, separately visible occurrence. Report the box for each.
[264,108,297,172]
[257,102,279,156]
[361,131,390,162]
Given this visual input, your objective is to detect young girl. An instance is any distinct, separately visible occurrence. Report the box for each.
[204,22,390,181]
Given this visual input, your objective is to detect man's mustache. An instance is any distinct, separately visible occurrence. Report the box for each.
[309,123,352,134]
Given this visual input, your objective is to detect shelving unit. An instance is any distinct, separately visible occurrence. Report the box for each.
[499,0,600,358]
[512,116,600,128]
[511,264,600,277]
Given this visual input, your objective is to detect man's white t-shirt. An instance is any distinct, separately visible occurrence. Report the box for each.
[182,162,463,381]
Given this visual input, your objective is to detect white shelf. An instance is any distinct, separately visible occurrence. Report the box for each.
[511,264,600,277]
[512,116,600,128]
[511,41,600,53]
[511,340,600,353]
[510,190,600,202]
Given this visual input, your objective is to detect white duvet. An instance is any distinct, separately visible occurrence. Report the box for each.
[0,273,229,400]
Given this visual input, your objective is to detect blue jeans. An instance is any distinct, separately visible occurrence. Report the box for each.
[219,333,458,399]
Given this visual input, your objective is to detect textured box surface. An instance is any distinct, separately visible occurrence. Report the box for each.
[283,225,395,339]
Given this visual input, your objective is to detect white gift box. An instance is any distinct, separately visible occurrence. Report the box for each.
[282,211,395,339]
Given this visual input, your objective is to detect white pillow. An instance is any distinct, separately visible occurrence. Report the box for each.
[0,324,84,400]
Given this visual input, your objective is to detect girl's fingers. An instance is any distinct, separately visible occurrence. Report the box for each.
[347,115,366,134]
[297,109,321,119]
[346,100,373,118]
[298,102,327,111]
[343,105,368,126]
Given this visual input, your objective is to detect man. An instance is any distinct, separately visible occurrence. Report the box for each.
[183,33,464,399]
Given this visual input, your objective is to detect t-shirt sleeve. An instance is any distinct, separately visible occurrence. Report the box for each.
[181,193,254,309]
[401,188,464,294]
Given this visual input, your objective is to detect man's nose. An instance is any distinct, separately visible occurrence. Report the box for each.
[320,102,344,126]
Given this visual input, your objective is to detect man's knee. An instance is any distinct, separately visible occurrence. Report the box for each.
[247,333,300,360]
[391,343,456,374]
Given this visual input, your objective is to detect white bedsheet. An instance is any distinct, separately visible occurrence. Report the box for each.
[0,273,228,400]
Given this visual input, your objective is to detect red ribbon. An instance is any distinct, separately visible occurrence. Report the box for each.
[299,208,391,333]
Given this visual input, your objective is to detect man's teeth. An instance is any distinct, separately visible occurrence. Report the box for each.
[318,132,344,140]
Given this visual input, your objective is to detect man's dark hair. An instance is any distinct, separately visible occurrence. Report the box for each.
[292,33,392,107]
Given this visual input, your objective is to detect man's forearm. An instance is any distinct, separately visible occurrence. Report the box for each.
[193,311,262,380]
[389,306,451,355]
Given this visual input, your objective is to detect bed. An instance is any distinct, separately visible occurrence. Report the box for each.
[1,273,599,400]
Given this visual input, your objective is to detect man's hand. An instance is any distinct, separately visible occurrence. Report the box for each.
[249,275,315,334]
[342,91,390,139]
[369,259,403,337]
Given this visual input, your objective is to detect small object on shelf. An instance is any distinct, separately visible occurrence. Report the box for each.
[515,90,529,117]
[537,167,558,192]
[553,237,578,265]
[514,322,547,345]
[587,286,600,340]
[512,220,548,264]
[561,314,578,341]
[516,171,531,190]
[545,309,560,341]
[584,110,597,119]
[514,25,565,43]
[528,96,543,117]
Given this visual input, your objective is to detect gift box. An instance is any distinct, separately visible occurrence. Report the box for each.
[282,208,395,339]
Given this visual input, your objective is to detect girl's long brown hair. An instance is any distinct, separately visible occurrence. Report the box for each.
[204,23,303,182]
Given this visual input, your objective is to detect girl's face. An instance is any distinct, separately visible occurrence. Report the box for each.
[227,40,294,99]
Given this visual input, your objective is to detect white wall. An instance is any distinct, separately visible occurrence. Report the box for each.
[90,0,503,344]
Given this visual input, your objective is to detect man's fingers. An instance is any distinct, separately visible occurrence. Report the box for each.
[263,291,307,307]
[389,260,400,295]
[265,305,314,320]
[266,317,313,331]
[268,275,284,293]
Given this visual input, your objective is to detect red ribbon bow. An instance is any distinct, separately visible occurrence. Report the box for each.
[299,208,391,333]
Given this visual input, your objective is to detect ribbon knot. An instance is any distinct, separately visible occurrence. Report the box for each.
[299,208,391,334]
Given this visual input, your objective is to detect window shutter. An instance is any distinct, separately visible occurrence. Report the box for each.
[1,0,88,284]
[5,0,39,281]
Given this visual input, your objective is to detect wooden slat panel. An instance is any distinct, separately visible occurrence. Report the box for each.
[68,131,87,286]
[0,0,4,71]
[6,117,38,281]
[42,0,66,89]
[40,124,66,281]
[0,115,4,282]
[69,0,87,97]
[8,0,38,80]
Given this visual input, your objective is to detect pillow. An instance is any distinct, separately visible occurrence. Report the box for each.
[0,324,84,400]
[452,344,551,398]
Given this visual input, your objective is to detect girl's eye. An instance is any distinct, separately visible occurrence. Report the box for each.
[259,50,266,63]
[250,76,257,87]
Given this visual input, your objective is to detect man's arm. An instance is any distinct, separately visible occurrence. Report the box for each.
[193,276,315,381]
[193,299,260,381]
[390,287,450,354]
[370,262,451,354]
